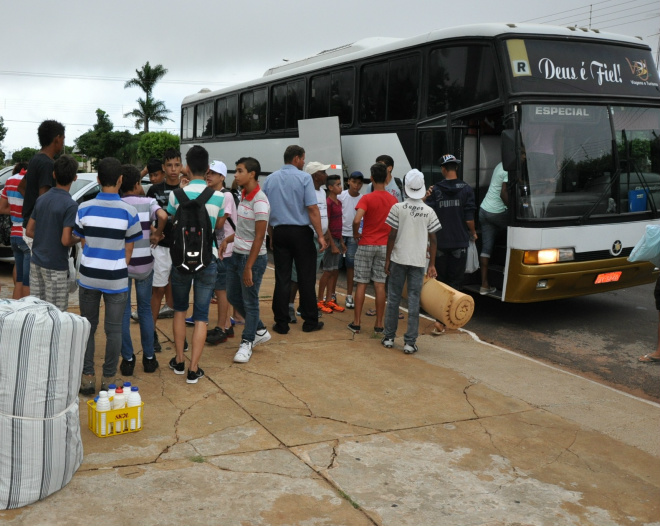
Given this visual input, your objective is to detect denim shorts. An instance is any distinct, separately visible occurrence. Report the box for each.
[170,259,217,323]
[11,236,31,286]
[215,256,229,291]
[343,236,358,269]
[479,208,508,258]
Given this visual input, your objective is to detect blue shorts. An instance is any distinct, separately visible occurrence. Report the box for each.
[11,236,31,286]
[171,259,217,323]
[215,256,229,291]
[343,236,358,269]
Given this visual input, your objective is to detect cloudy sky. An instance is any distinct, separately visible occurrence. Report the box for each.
[1,0,658,157]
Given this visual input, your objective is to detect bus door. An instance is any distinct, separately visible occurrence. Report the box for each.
[298,117,345,182]
[453,111,506,292]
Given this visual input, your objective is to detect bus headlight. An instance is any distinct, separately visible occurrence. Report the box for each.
[523,248,575,264]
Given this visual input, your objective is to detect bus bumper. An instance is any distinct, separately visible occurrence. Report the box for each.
[503,249,659,303]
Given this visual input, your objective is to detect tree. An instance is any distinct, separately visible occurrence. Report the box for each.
[137,131,180,163]
[12,147,38,163]
[75,109,141,168]
[0,116,7,145]
[124,62,172,133]
[124,95,172,133]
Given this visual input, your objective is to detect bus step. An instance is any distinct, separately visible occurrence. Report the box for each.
[462,283,502,299]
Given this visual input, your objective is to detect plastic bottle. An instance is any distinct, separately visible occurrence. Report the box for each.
[127,386,142,430]
[96,391,111,436]
[123,381,132,394]
[113,387,126,432]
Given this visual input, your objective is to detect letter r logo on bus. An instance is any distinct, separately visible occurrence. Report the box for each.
[512,60,531,77]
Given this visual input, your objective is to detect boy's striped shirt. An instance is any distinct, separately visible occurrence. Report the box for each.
[74,193,142,293]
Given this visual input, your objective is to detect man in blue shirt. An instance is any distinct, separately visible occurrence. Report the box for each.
[262,145,327,334]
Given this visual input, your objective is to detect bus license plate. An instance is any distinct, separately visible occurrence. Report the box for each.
[594,271,622,284]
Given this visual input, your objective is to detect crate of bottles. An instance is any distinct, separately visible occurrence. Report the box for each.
[87,400,144,438]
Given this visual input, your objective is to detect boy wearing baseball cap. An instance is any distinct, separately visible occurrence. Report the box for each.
[381,169,440,354]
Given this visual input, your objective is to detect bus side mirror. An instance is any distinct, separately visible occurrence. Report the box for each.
[501,130,518,173]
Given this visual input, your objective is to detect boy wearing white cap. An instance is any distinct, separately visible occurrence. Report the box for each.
[381,169,440,354]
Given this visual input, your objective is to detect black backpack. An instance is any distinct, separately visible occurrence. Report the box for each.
[171,186,215,273]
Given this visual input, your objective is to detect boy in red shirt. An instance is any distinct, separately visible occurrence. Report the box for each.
[348,163,397,334]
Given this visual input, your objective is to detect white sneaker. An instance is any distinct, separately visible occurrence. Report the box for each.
[158,305,175,318]
[234,340,253,363]
[345,295,355,309]
[253,328,271,347]
[130,310,139,321]
[403,343,419,354]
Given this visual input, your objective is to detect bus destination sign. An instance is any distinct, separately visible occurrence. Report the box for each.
[506,39,660,97]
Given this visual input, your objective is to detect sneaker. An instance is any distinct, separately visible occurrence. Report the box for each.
[297,308,323,318]
[143,355,159,373]
[184,338,189,352]
[374,327,384,335]
[120,354,136,376]
[158,305,175,319]
[79,374,95,395]
[324,300,345,312]
[186,367,205,384]
[224,326,234,338]
[317,301,333,314]
[153,331,162,352]
[347,322,361,334]
[185,316,195,326]
[381,337,394,348]
[253,327,271,347]
[230,316,245,326]
[345,295,355,309]
[303,321,324,333]
[289,304,297,324]
[130,310,139,322]
[403,343,419,354]
[233,340,253,363]
[206,326,228,344]
[479,286,497,295]
[169,357,185,375]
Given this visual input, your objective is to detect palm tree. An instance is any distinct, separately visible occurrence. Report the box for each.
[123,95,172,133]
[124,61,168,96]
[124,62,172,132]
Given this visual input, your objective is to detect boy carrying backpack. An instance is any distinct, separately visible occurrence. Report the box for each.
[166,146,225,384]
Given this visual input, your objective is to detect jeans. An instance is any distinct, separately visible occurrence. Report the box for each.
[10,236,31,286]
[384,262,424,344]
[80,287,128,377]
[226,253,267,342]
[122,271,155,360]
[170,259,217,322]
[272,225,318,328]
[436,247,467,290]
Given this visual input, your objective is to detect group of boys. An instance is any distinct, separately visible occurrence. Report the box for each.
[13,119,477,392]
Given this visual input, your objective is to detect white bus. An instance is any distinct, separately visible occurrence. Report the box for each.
[180,23,660,302]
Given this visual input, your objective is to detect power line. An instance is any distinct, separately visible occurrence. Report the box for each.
[522,0,624,22]
[0,70,229,87]
[547,7,659,27]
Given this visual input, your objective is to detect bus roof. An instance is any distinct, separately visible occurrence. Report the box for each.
[182,23,650,105]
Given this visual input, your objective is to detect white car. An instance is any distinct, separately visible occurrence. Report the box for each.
[0,173,102,263]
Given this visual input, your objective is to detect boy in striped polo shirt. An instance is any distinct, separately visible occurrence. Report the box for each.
[75,157,143,395]
[0,162,30,298]
[119,165,168,376]
[167,145,225,384]
[219,157,271,364]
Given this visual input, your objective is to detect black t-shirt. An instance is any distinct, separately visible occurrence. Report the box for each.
[23,153,54,227]
[147,181,179,247]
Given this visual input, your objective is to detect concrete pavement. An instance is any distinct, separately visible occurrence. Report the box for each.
[1,266,659,526]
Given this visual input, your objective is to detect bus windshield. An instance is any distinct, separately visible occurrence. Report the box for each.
[517,104,660,221]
